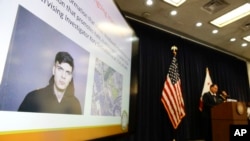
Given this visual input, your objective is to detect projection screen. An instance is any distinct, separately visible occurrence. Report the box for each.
[0,0,135,140]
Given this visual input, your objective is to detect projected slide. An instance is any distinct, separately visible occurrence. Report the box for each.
[0,0,134,140]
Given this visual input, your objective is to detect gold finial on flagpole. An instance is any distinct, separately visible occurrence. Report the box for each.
[171,45,178,56]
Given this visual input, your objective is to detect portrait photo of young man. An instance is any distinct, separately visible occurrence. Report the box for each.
[18,52,82,114]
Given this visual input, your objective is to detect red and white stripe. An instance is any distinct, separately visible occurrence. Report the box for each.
[161,74,185,129]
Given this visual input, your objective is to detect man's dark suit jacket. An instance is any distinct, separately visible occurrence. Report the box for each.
[202,92,220,118]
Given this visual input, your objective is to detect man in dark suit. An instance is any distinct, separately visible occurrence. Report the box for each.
[202,84,221,141]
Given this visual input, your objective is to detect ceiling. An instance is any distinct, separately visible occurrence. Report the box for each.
[114,0,250,61]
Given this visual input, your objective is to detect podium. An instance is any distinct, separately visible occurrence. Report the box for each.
[211,102,248,141]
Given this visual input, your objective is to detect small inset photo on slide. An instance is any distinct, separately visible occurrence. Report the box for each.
[91,58,123,116]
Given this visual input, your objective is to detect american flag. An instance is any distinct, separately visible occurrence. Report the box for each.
[161,56,185,129]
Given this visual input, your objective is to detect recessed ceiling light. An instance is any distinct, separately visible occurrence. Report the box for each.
[146,0,153,6]
[170,10,178,16]
[196,22,203,27]
[163,0,186,7]
[212,29,218,34]
[210,3,250,28]
[230,38,236,42]
[243,35,250,42]
[241,43,248,47]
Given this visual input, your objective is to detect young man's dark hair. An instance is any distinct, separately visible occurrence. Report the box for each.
[55,51,74,70]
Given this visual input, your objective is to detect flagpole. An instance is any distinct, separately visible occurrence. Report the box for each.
[171,45,178,56]
[162,45,185,140]
[171,45,178,141]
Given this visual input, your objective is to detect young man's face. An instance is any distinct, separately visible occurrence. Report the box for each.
[53,61,73,92]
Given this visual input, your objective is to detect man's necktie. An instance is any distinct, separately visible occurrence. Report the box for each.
[213,95,216,102]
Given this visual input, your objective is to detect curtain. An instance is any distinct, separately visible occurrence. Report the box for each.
[130,19,250,141]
